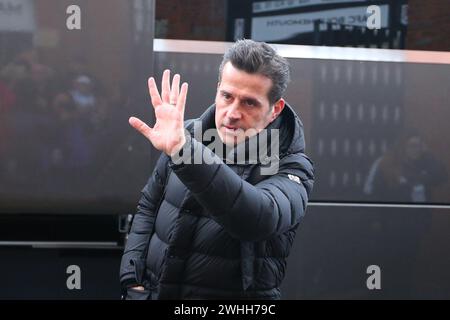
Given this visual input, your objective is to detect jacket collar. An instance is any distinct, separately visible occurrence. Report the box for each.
[185,102,306,164]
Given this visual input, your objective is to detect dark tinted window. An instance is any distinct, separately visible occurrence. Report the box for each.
[0,0,154,214]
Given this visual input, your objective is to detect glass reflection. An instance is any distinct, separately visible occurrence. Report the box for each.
[0,0,152,213]
[155,0,450,52]
[364,130,448,203]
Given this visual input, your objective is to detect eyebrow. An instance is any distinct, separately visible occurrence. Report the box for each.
[219,90,262,106]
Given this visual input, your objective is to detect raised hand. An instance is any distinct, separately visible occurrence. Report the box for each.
[129,70,188,156]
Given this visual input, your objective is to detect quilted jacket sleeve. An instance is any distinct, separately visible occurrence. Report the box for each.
[119,153,169,287]
[170,137,314,242]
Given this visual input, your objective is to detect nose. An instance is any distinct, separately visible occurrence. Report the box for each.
[227,102,242,120]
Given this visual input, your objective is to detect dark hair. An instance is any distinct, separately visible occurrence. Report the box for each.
[218,39,290,105]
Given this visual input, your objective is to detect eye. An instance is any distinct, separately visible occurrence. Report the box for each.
[245,99,256,107]
[222,92,232,101]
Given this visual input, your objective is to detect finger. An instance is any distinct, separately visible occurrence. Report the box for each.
[161,69,170,104]
[170,74,180,105]
[129,116,153,141]
[148,77,162,107]
[177,82,188,114]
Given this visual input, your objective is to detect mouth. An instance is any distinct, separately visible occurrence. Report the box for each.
[223,125,240,133]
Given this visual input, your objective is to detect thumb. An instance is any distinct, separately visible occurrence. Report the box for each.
[129,116,153,141]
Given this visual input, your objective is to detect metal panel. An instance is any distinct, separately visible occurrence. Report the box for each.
[281,205,450,299]
[154,39,450,64]
[154,50,450,205]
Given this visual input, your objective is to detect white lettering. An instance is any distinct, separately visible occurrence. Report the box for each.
[366,264,381,290]
[66,265,81,290]
[66,5,81,30]
[367,5,381,30]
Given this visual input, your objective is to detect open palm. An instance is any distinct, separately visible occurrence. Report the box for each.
[129,70,188,156]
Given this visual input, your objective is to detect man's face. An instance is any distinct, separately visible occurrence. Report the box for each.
[215,62,284,146]
[405,136,424,161]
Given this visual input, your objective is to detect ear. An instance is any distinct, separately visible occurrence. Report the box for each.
[270,98,285,122]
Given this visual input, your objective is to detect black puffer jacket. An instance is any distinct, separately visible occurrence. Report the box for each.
[120,103,314,299]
